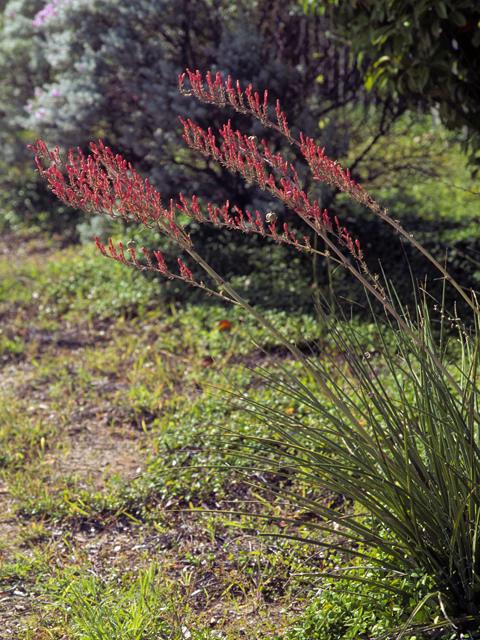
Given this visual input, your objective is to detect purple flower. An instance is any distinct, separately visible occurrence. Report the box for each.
[33,1,59,26]
[52,89,60,97]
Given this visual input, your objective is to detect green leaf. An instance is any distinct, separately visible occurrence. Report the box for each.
[373,55,391,69]
[450,10,467,27]
[434,1,447,19]
[417,65,429,92]
[364,74,374,90]
[472,26,480,48]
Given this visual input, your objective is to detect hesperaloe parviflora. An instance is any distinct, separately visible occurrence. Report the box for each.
[30,69,480,635]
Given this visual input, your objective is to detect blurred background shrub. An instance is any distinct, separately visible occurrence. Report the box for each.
[0,0,479,314]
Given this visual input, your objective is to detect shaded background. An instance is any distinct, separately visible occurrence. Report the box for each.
[0,0,479,315]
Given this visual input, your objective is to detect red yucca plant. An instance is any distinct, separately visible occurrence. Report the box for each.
[29,70,473,394]
[31,70,480,637]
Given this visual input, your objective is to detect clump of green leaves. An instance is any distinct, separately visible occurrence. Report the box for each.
[35,245,164,320]
[287,555,433,640]
[59,564,179,640]
[305,0,480,170]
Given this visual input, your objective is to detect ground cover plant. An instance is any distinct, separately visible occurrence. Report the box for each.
[22,67,480,639]
[0,234,431,639]
[0,234,355,638]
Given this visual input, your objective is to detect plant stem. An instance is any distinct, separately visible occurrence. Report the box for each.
[182,243,375,440]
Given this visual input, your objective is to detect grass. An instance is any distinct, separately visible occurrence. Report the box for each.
[0,201,477,637]
[1,87,479,639]
[1,233,393,639]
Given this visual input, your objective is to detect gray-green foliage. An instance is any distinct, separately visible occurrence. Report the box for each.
[0,0,73,233]
[0,0,367,236]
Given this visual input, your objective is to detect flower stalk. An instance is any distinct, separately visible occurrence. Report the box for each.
[30,68,480,632]
[30,70,473,405]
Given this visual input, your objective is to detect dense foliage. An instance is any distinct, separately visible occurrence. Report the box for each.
[304,0,480,169]
[0,0,370,236]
